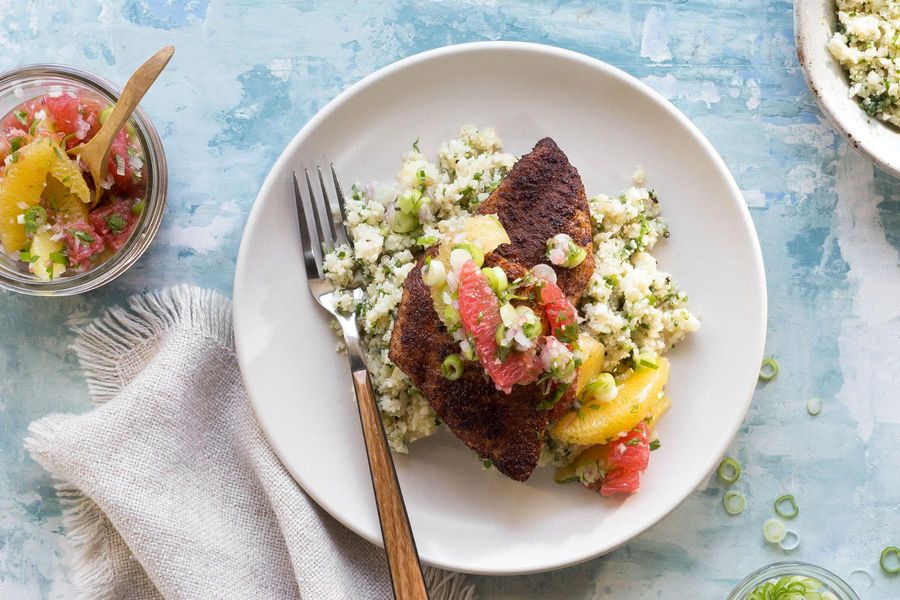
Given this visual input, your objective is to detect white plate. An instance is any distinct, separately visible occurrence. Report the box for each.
[795,0,900,178]
[233,42,766,575]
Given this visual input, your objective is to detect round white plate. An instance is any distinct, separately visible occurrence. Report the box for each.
[233,42,766,575]
[795,0,900,178]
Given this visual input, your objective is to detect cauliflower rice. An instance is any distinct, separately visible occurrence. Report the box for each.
[323,125,698,454]
[828,0,900,126]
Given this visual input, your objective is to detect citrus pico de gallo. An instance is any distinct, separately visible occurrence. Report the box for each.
[0,90,146,280]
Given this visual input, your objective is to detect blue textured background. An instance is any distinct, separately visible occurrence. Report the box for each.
[1,1,898,598]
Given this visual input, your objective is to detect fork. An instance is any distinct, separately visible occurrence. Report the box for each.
[293,166,430,600]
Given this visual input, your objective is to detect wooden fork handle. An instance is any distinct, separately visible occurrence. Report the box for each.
[352,369,430,600]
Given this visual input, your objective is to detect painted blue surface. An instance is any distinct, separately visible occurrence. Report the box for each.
[0,1,898,598]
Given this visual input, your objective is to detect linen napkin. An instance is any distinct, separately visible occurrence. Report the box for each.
[25,285,475,600]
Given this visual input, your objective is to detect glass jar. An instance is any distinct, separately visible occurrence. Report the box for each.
[0,64,167,295]
[728,562,860,600]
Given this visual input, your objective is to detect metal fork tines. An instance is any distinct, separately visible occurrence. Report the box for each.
[292,164,352,282]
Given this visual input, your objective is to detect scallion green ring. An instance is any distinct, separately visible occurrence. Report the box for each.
[880,546,900,574]
[717,456,741,485]
[806,397,823,416]
[722,490,746,515]
[774,494,799,519]
[759,357,779,381]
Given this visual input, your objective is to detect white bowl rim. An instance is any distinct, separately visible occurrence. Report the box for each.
[233,40,768,575]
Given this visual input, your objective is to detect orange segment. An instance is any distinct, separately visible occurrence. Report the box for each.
[49,147,89,203]
[0,138,90,253]
[43,175,88,222]
[29,231,65,280]
[0,140,57,252]
[575,334,605,397]
[554,444,607,483]
[551,357,670,445]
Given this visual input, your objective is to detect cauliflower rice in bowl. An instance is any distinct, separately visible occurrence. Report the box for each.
[827,0,900,126]
[323,125,698,473]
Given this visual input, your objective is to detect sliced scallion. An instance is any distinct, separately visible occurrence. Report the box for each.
[482,266,508,293]
[807,397,823,416]
[421,258,446,287]
[722,490,746,515]
[28,205,47,223]
[494,324,510,348]
[635,351,659,370]
[759,357,779,381]
[391,210,418,233]
[454,242,484,267]
[778,529,800,551]
[774,494,799,519]
[441,354,464,380]
[581,373,618,402]
[763,518,787,544]
[880,546,900,574]
[717,456,741,485]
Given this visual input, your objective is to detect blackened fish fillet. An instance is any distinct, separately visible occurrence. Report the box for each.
[389,138,593,481]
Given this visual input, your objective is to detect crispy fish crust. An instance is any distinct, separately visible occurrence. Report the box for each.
[480,138,594,301]
[389,138,592,481]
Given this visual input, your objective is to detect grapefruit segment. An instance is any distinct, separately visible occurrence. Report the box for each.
[540,281,578,342]
[457,259,541,393]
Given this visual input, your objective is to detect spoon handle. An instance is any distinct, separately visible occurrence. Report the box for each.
[93,46,174,152]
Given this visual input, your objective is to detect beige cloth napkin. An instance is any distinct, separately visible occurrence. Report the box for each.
[25,285,474,600]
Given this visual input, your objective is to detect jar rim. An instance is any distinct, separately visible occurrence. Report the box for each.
[728,561,861,600]
[0,63,168,296]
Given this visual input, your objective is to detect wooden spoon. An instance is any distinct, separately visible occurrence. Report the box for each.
[68,46,174,206]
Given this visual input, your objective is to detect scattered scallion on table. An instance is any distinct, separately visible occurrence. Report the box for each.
[778,529,800,551]
[763,518,787,544]
[759,357,779,382]
[774,494,799,519]
[717,456,741,485]
[880,546,900,574]
[807,397,823,416]
[723,490,746,515]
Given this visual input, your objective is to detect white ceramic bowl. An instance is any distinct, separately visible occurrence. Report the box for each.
[233,42,767,575]
[795,0,900,178]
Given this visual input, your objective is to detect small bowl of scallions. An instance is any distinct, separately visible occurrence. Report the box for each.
[728,562,859,600]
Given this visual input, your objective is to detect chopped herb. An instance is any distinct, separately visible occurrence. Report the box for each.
[411,138,420,153]
[9,150,19,164]
[49,251,68,266]
[106,214,127,234]
[624,438,640,446]
[538,382,572,411]
[14,110,28,126]
[131,200,145,216]
[72,230,94,244]
[556,323,579,344]
[28,119,38,136]
[649,439,661,451]
[481,459,492,469]
[9,137,24,154]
